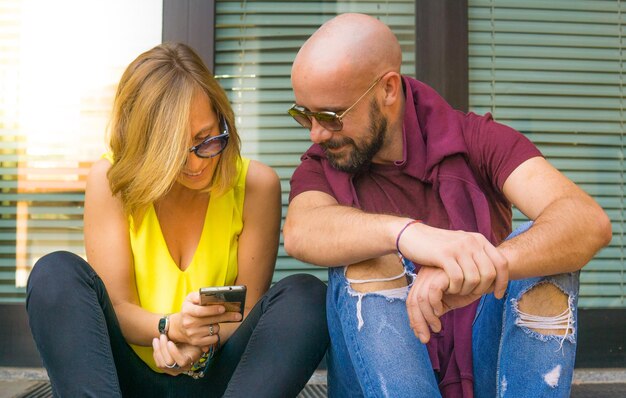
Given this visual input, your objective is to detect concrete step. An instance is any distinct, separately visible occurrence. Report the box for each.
[0,368,624,398]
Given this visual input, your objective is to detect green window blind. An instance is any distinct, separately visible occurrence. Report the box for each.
[214,0,416,282]
[0,0,162,302]
[468,0,625,307]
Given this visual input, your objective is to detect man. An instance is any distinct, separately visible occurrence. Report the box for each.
[283,13,611,398]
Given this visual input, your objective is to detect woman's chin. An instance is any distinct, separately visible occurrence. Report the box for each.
[178,170,212,190]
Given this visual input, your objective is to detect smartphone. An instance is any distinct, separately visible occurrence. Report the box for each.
[199,285,246,321]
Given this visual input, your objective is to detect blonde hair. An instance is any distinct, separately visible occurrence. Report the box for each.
[107,42,241,218]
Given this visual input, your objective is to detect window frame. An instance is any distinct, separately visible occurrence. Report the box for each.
[2,0,621,370]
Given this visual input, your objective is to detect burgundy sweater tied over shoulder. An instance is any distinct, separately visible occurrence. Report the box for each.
[303,76,502,397]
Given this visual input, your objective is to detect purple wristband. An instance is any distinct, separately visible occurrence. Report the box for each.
[395,220,422,259]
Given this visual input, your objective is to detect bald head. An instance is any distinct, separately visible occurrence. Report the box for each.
[292,13,402,93]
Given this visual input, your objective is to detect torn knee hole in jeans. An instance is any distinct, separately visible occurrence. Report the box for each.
[512,282,575,347]
[345,268,414,331]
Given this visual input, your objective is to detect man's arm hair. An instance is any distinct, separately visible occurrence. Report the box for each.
[284,190,409,267]
[285,189,509,298]
[500,157,612,279]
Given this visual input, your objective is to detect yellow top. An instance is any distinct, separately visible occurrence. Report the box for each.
[103,153,250,372]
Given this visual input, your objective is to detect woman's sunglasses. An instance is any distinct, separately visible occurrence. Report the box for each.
[188,118,230,158]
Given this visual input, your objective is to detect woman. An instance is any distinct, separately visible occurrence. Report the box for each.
[26,42,329,397]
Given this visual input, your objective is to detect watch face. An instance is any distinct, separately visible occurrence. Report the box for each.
[158,316,168,334]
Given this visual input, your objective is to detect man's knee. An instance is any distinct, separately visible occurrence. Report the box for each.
[346,254,409,294]
[516,282,573,336]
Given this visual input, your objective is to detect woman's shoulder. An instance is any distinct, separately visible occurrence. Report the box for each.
[84,159,127,235]
[238,159,280,211]
[244,159,280,197]
[240,159,281,224]
[87,158,112,188]
[85,158,119,210]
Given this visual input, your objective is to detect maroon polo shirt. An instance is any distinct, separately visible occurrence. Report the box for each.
[289,76,541,397]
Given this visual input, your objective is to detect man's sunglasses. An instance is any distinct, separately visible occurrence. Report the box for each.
[287,75,383,132]
[188,117,230,158]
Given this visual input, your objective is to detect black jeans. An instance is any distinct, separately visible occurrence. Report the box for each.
[26,251,329,397]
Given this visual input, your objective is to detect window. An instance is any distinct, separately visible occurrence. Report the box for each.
[214,0,417,282]
[469,0,625,308]
[0,0,162,302]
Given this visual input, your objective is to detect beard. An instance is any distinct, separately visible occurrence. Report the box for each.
[322,99,387,174]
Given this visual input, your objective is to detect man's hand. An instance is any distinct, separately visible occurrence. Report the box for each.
[398,222,509,298]
[406,266,485,344]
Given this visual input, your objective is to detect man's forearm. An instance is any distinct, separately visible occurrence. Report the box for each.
[284,200,409,266]
[500,195,611,280]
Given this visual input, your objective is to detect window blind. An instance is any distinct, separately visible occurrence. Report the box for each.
[468,0,625,307]
[214,0,416,282]
[0,0,162,302]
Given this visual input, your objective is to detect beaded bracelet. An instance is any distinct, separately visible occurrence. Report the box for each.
[395,219,422,259]
[185,333,221,379]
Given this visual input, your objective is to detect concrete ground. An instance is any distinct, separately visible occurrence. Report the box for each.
[1,367,625,397]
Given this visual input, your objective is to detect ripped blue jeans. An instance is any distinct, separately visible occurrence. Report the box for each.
[326,222,579,397]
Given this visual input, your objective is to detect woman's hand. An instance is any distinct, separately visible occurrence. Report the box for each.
[171,291,242,348]
[152,334,203,376]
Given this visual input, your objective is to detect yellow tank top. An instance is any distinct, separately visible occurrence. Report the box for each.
[104,154,249,372]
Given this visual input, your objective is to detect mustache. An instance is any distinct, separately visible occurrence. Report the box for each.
[321,137,353,149]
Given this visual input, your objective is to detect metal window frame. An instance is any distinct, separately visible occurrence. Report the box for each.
[162,0,216,72]
[415,0,468,112]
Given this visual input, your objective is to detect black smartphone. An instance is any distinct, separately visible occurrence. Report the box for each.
[199,285,246,321]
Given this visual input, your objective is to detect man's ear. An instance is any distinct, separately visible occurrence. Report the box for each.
[381,72,402,107]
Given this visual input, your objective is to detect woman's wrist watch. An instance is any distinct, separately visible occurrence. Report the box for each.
[158,314,170,336]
